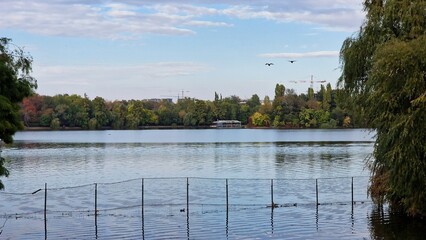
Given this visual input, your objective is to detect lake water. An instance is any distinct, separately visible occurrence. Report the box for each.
[1,129,425,239]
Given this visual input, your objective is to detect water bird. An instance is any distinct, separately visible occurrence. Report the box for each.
[288,60,296,63]
[265,63,274,66]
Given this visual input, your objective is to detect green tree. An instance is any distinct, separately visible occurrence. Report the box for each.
[40,108,53,127]
[183,112,196,126]
[192,100,208,125]
[50,117,61,130]
[272,115,281,127]
[67,94,90,128]
[299,108,316,128]
[54,103,70,127]
[0,38,37,143]
[214,92,219,102]
[246,94,261,113]
[307,87,315,100]
[259,96,272,115]
[88,118,97,130]
[126,101,144,129]
[339,0,426,216]
[239,104,250,125]
[92,96,110,129]
[111,100,127,129]
[156,100,179,126]
[273,83,285,110]
[322,83,332,112]
[251,112,270,127]
[0,38,37,189]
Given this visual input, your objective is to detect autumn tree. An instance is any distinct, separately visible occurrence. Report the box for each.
[21,94,43,126]
[339,0,426,216]
[0,38,37,189]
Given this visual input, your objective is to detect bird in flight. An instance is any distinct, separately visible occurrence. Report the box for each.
[288,60,296,63]
[265,63,274,66]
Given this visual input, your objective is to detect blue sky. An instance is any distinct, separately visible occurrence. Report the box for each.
[1,0,365,101]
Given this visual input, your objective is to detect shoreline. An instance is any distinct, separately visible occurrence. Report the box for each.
[22,126,364,131]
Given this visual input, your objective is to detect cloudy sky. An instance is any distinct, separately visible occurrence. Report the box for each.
[1,0,365,101]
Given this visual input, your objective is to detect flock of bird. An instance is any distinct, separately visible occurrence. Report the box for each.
[265,60,296,66]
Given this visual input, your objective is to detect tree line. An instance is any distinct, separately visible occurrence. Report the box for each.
[19,83,366,130]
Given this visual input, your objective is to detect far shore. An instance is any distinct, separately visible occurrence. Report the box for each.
[22,126,360,131]
[23,125,214,131]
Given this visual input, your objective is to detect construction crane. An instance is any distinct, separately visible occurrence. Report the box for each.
[290,75,326,90]
[161,89,190,102]
[180,89,190,99]
[307,75,326,89]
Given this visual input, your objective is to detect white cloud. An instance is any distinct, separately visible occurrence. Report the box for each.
[0,1,201,38]
[106,3,137,17]
[258,51,339,59]
[221,4,363,32]
[0,0,364,39]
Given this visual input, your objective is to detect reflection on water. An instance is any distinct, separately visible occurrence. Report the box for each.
[368,205,426,240]
[4,203,405,240]
[0,129,423,239]
[1,141,373,191]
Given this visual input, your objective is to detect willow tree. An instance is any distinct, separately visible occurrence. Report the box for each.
[339,0,426,216]
[0,38,37,189]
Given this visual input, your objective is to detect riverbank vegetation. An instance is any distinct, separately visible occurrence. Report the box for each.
[340,0,426,216]
[18,83,367,130]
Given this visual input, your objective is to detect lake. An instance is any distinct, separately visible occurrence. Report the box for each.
[1,129,425,239]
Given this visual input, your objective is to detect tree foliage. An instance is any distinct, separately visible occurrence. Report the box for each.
[0,38,37,189]
[339,0,426,216]
[0,38,37,143]
[19,81,359,131]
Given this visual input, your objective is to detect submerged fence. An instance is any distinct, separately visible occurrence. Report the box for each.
[1,176,371,215]
[0,176,370,238]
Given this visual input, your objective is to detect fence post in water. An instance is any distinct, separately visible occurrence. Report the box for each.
[142,178,144,214]
[186,178,189,213]
[141,179,144,218]
[44,183,47,239]
[95,183,98,234]
[351,177,354,205]
[226,179,229,213]
[315,179,319,206]
[271,179,274,208]
[141,178,144,238]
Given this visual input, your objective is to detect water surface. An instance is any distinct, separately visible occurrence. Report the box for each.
[1,129,424,239]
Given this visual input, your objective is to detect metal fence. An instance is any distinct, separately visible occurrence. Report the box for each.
[0,176,370,238]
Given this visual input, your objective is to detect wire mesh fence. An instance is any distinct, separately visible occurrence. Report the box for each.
[1,176,370,214]
[0,176,370,238]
